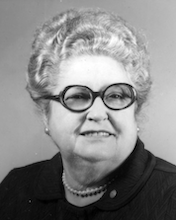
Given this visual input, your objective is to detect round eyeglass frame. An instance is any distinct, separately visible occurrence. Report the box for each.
[38,83,137,112]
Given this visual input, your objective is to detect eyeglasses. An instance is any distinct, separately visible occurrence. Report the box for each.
[39,83,137,112]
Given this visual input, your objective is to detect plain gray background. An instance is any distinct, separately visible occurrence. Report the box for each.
[0,0,176,182]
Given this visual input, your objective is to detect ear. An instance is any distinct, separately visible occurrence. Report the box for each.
[42,113,49,129]
[42,114,51,136]
[134,102,139,116]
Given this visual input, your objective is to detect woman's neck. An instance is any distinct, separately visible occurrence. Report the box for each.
[62,157,115,189]
[62,164,108,207]
[61,156,119,206]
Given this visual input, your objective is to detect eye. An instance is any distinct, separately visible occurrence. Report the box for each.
[107,92,126,100]
[65,93,90,101]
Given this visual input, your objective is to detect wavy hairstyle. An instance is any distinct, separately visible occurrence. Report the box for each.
[26,8,152,115]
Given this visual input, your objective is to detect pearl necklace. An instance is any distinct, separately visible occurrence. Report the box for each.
[62,172,115,198]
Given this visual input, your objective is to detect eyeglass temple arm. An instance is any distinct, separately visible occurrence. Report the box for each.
[32,94,61,102]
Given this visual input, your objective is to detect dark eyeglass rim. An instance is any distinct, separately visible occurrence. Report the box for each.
[36,83,137,112]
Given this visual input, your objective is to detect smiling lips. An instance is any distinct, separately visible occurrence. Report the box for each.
[81,130,113,137]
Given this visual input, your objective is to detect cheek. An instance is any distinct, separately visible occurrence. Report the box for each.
[48,103,80,150]
[113,107,137,134]
[49,104,70,142]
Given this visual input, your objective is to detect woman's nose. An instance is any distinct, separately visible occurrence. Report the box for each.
[86,97,108,121]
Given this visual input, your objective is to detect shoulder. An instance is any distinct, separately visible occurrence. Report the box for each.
[148,154,176,188]
[153,156,176,187]
[146,154,176,208]
[142,148,176,190]
[142,150,176,197]
[155,156,176,173]
[0,153,62,218]
[152,156,176,194]
[1,159,49,187]
[0,153,61,201]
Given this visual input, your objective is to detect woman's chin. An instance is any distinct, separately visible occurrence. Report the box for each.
[72,136,118,162]
[73,146,115,163]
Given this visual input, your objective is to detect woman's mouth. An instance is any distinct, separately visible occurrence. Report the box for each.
[81,131,113,137]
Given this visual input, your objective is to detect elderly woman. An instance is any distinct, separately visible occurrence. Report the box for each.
[0,8,176,219]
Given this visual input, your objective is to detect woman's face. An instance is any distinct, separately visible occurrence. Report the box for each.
[48,55,138,178]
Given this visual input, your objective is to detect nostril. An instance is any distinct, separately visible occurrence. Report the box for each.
[87,115,108,121]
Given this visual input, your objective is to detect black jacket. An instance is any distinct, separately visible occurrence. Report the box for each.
[0,139,176,219]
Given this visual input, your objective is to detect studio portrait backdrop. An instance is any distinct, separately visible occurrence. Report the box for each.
[0,0,176,182]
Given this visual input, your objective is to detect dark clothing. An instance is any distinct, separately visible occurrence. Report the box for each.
[0,139,176,219]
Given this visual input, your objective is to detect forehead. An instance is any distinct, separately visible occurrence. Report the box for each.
[55,55,133,92]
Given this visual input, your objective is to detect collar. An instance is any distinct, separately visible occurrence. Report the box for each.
[35,138,156,210]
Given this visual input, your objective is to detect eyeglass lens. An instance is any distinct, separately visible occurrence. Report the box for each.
[64,87,92,110]
[63,84,135,111]
[104,84,133,109]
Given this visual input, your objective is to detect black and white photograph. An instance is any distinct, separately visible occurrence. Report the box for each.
[0,0,176,219]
